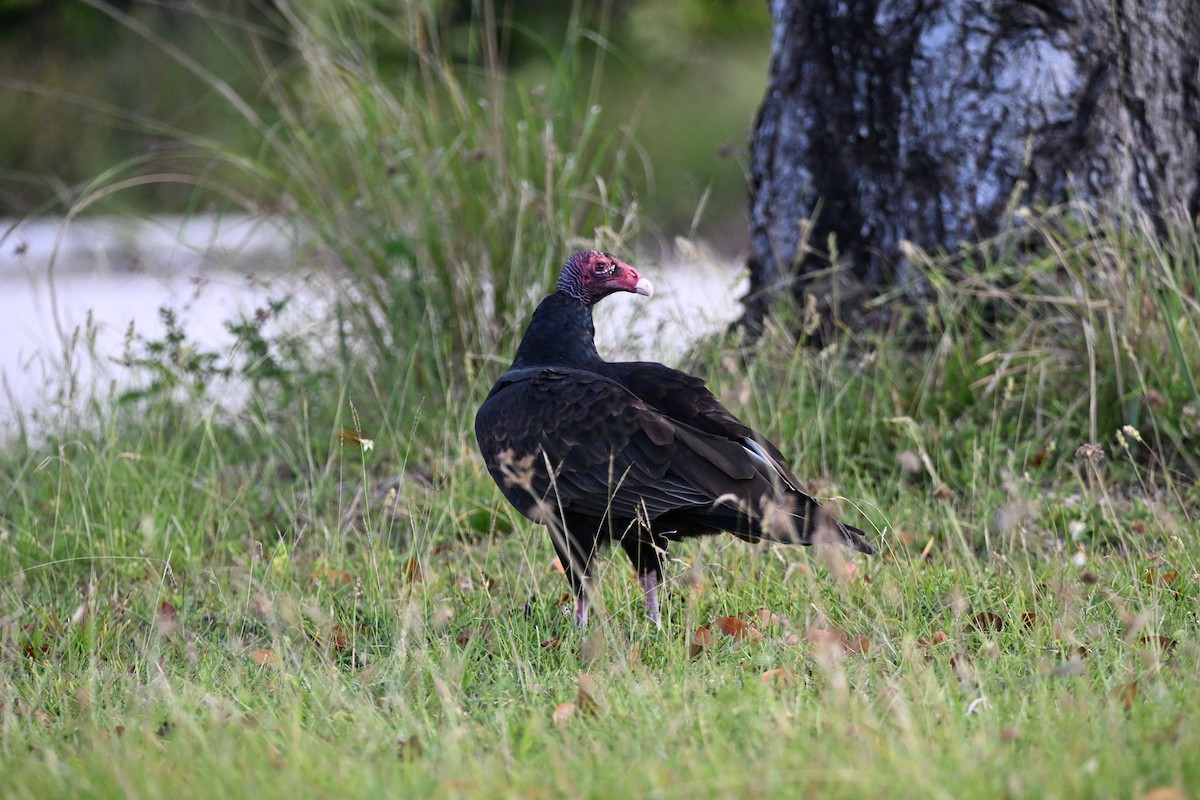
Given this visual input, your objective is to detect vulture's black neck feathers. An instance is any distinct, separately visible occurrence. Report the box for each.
[511,291,602,369]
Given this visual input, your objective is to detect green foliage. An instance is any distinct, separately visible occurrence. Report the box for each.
[3,200,1200,796]
[2,4,1198,797]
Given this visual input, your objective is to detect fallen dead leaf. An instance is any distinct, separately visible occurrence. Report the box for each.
[950,652,975,681]
[552,702,576,727]
[455,626,492,647]
[690,626,716,658]
[1138,635,1177,654]
[844,634,871,655]
[753,609,781,628]
[397,734,423,760]
[402,557,424,583]
[760,667,796,688]
[1142,786,1185,800]
[155,601,179,638]
[1115,679,1139,712]
[714,616,762,642]
[1144,569,1179,588]
[250,649,279,667]
[312,566,354,585]
[576,673,600,717]
[973,611,1004,633]
[329,624,352,653]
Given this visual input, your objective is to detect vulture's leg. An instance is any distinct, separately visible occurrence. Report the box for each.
[619,533,667,628]
[549,515,599,627]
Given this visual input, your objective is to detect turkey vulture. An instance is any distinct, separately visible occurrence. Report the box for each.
[475,251,873,627]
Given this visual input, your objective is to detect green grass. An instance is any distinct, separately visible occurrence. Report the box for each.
[3,211,1198,796]
[3,3,1199,798]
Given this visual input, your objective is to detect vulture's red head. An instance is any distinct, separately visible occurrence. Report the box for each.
[556,250,654,306]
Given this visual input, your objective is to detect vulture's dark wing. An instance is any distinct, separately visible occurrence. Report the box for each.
[475,366,789,525]
[598,361,808,491]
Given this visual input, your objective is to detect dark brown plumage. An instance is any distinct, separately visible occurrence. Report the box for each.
[475,251,873,626]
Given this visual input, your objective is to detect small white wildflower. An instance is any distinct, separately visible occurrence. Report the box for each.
[1072,552,1088,567]
[360,438,375,452]
[1068,520,1087,541]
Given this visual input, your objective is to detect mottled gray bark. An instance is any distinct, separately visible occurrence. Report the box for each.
[746,0,1200,328]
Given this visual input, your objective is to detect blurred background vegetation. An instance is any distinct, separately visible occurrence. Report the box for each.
[0,0,769,252]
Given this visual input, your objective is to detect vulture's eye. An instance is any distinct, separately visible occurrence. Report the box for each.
[594,261,611,274]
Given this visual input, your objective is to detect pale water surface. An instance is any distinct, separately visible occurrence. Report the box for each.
[0,215,743,433]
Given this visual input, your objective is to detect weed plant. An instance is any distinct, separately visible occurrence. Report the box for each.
[1,2,1198,798]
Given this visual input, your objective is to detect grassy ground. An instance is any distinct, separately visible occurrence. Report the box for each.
[2,226,1198,798]
[3,4,1198,798]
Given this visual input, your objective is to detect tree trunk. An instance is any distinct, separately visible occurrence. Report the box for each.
[745,0,1200,330]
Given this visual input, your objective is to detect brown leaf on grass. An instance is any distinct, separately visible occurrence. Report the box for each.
[932,630,950,645]
[1142,787,1185,800]
[844,634,871,655]
[950,652,975,681]
[806,627,870,658]
[806,627,844,651]
[690,626,716,658]
[402,557,424,583]
[155,601,179,638]
[715,616,762,642]
[551,702,576,727]
[760,667,796,688]
[397,734,423,761]
[932,484,955,500]
[1115,679,1139,712]
[1144,569,1179,588]
[250,648,279,667]
[455,626,491,647]
[973,612,1004,633]
[329,624,352,653]
[576,673,600,717]
[1138,635,1177,654]
[753,609,781,628]
[1020,612,1037,629]
[312,566,354,586]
